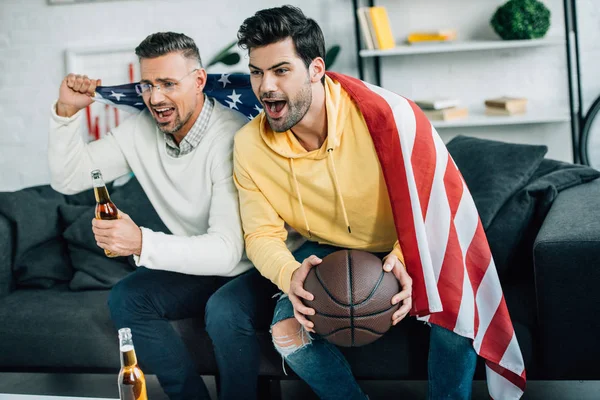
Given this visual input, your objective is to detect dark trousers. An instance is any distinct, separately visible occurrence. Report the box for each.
[205,268,280,400]
[108,267,230,400]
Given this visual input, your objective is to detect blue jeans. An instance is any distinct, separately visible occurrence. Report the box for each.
[205,267,280,400]
[108,267,230,400]
[271,241,478,400]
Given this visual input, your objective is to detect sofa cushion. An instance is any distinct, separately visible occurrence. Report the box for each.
[0,285,118,370]
[487,158,600,277]
[62,176,170,291]
[60,203,134,291]
[446,135,547,229]
[447,136,600,277]
[0,214,14,298]
[0,188,74,288]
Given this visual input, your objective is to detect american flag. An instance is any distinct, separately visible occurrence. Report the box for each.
[327,72,526,399]
[93,73,263,121]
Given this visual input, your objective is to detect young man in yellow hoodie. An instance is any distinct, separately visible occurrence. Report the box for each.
[207,6,479,399]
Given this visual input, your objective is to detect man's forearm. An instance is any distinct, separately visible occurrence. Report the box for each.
[245,235,301,293]
[56,101,82,118]
[135,227,245,276]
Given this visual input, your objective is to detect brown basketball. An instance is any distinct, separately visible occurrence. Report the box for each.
[302,250,400,347]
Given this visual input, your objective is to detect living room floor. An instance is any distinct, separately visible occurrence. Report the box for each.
[0,373,598,399]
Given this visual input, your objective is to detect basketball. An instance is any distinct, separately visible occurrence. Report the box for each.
[302,249,400,347]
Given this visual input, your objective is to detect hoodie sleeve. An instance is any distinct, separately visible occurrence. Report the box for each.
[390,240,405,267]
[233,144,301,293]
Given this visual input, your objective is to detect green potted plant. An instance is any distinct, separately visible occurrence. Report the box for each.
[490,0,551,40]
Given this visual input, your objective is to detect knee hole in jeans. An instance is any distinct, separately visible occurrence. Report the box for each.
[271,318,312,358]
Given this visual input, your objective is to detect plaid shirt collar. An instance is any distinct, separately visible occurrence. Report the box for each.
[164,95,214,157]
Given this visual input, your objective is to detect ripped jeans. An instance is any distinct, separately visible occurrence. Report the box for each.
[271,241,477,400]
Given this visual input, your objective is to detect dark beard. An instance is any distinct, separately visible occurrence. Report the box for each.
[266,79,312,133]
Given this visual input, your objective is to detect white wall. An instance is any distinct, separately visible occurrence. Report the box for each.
[0,0,599,191]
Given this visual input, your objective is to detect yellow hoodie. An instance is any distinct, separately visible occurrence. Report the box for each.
[234,76,403,293]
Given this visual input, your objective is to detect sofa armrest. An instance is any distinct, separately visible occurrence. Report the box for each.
[0,213,14,298]
[533,178,600,379]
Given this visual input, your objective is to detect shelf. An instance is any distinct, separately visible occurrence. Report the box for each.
[359,37,565,57]
[431,109,571,129]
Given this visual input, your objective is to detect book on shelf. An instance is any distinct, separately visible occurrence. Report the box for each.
[356,6,397,50]
[407,29,457,45]
[369,7,395,50]
[415,98,460,110]
[356,7,377,50]
[423,107,469,121]
[484,97,528,114]
[485,106,527,116]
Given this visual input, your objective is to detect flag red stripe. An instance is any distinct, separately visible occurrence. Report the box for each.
[466,221,491,293]
[465,220,490,336]
[327,72,430,315]
[480,296,514,365]
[444,156,463,219]
[428,156,465,329]
[407,101,436,221]
[428,222,462,329]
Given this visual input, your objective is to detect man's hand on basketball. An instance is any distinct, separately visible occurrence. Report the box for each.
[383,253,413,326]
[288,255,322,333]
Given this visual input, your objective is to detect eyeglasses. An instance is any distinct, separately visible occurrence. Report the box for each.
[135,68,198,96]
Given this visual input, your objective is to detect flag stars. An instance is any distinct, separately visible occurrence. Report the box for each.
[226,90,242,110]
[109,91,126,101]
[218,74,231,88]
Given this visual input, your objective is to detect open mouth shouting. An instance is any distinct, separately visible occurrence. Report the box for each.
[262,98,288,119]
[152,105,177,125]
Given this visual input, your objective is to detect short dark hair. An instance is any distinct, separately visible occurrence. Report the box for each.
[135,32,202,67]
[237,5,325,69]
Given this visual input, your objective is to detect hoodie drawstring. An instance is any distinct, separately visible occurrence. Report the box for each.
[327,148,352,234]
[290,158,312,238]
[289,149,352,237]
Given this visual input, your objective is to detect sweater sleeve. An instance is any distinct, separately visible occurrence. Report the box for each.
[233,143,300,293]
[134,134,245,276]
[48,101,131,194]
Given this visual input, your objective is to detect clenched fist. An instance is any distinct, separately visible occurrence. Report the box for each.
[56,74,102,118]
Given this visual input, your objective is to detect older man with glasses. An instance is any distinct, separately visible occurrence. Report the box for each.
[48,32,252,400]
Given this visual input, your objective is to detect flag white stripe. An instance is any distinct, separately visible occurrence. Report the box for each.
[364,83,417,156]
[451,181,478,337]
[453,182,479,258]
[473,259,503,353]
[424,131,450,283]
[455,257,475,337]
[500,332,526,375]
[486,365,524,400]
[93,95,140,114]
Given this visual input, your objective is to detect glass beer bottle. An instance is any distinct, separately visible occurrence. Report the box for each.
[91,169,119,258]
[118,328,148,400]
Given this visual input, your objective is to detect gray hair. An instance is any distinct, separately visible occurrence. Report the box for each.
[135,32,202,68]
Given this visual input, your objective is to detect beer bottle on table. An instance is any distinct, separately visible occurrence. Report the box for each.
[118,327,148,400]
[91,169,119,258]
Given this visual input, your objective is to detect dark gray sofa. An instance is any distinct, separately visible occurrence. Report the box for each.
[1,136,600,398]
